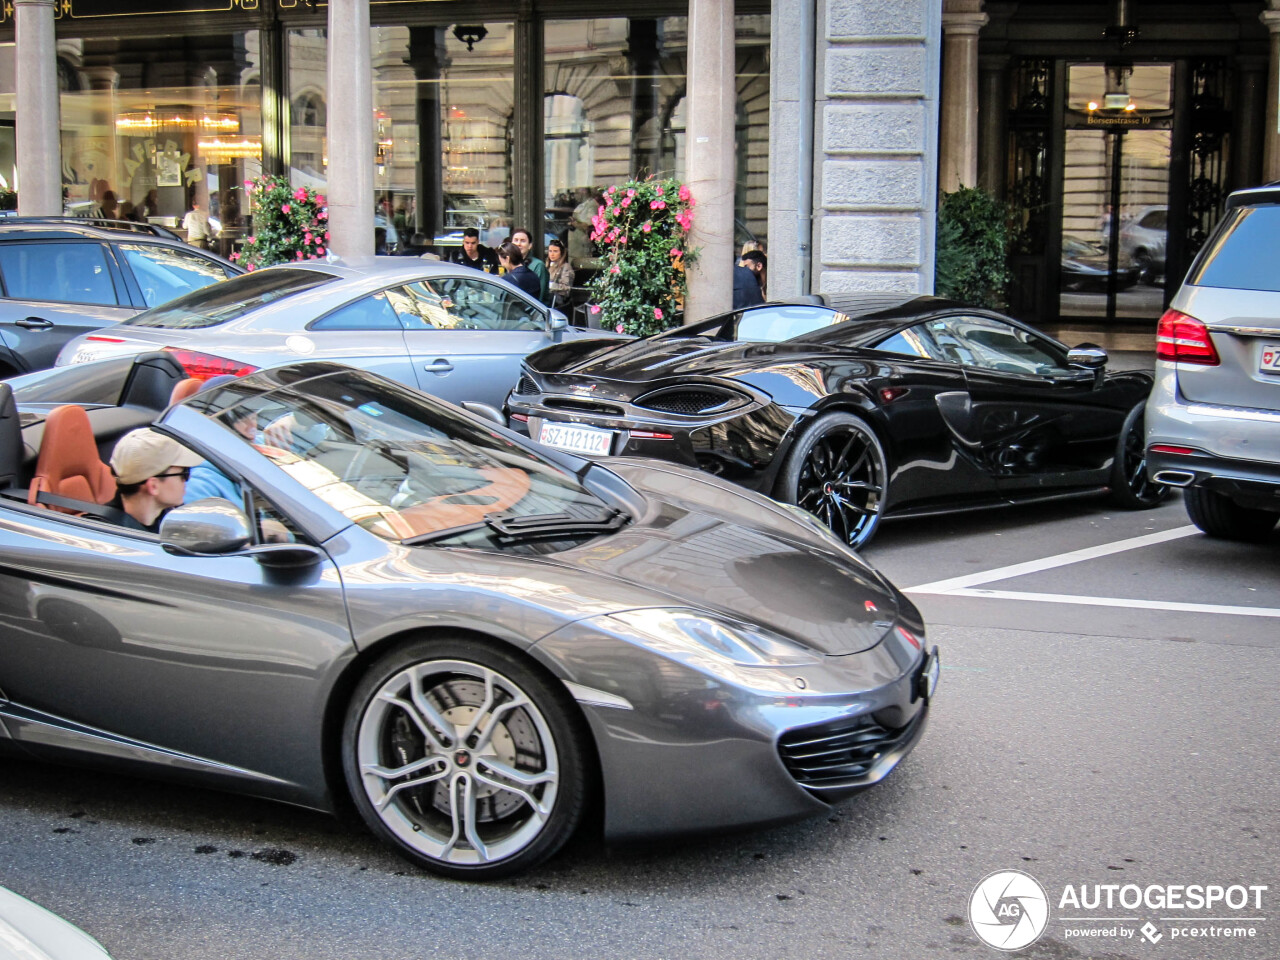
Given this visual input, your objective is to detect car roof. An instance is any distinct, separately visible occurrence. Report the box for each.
[255,255,480,283]
[0,217,185,242]
[765,293,962,321]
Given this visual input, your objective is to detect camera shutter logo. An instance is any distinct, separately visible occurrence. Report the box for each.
[969,869,1051,951]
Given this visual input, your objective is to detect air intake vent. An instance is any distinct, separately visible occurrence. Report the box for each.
[543,397,625,416]
[777,711,922,792]
[516,375,538,395]
[635,388,742,416]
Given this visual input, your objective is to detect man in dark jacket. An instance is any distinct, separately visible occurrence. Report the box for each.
[732,250,766,309]
[446,228,498,272]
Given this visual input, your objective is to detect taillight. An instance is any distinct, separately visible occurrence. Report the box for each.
[1149,444,1200,456]
[1155,309,1219,365]
[85,335,127,343]
[162,348,259,380]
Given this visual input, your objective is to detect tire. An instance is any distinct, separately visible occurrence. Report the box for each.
[1134,250,1155,285]
[1183,486,1279,543]
[776,411,888,550]
[342,637,590,880]
[1109,402,1168,509]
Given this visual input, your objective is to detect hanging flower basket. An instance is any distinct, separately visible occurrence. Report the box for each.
[588,176,698,337]
[233,175,330,271]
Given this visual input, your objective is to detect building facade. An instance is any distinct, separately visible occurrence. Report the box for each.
[1,0,1277,329]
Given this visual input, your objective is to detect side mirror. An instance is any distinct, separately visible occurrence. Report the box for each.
[547,310,568,333]
[1067,343,1108,369]
[459,401,506,426]
[160,497,251,554]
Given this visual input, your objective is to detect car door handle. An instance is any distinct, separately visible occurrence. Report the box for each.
[422,360,454,373]
[15,317,53,330]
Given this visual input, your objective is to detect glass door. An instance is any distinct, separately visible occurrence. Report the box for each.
[1059,63,1172,322]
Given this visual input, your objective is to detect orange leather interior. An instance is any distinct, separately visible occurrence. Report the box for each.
[28,405,117,512]
[169,378,204,405]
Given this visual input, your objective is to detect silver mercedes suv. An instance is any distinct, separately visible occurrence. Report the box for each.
[1146,184,1280,541]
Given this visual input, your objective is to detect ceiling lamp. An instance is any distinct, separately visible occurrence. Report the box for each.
[452,25,488,52]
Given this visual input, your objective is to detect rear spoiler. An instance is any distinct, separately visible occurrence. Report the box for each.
[1225,184,1280,210]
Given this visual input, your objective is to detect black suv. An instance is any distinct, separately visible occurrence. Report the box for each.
[0,218,240,375]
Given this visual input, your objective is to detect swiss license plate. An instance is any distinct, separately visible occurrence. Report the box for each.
[1260,344,1280,374]
[539,421,614,456]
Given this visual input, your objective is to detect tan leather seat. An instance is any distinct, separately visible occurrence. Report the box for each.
[28,405,116,512]
[169,378,204,405]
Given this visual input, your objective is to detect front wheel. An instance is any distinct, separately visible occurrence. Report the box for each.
[1109,402,1168,509]
[776,412,888,550]
[1183,486,1279,543]
[342,638,590,880]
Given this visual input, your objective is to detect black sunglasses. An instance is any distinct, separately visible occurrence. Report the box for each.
[154,467,191,481]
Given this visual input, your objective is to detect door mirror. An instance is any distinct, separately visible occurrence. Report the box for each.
[459,401,506,426]
[160,497,252,554]
[1067,344,1108,369]
[547,310,568,333]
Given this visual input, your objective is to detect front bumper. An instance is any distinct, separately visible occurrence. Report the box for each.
[530,618,936,842]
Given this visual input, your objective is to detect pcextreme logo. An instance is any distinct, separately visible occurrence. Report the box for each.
[970,870,1269,950]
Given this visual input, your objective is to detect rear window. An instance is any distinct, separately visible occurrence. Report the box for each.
[1186,205,1280,293]
[120,268,337,329]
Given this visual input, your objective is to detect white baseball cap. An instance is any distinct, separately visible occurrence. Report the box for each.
[109,428,204,485]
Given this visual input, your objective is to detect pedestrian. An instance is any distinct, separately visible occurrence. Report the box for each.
[107,428,204,533]
[546,238,575,308]
[182,198,215,250]
[446,227,498,272]
[497,242,541,299]
[733,250,767,309]
[511,228,550,303]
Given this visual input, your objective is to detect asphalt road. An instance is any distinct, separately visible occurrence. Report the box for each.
[1,492,1276,960]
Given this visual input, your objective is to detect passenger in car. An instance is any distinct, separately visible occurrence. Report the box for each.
[107,428,203,533]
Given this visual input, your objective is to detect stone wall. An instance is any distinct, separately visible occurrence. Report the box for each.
[769,0,942,297]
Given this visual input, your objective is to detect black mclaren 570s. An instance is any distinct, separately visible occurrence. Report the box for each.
[507,295,1167,548]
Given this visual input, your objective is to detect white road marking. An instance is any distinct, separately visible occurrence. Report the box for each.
[904,524,1280,618]
[906,525,1199,594]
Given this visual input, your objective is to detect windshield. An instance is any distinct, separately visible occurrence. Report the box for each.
[193,368,609,546]
[121,268,338,330]
[7,355,135,405]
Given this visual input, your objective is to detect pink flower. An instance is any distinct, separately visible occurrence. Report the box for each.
[230,252,240,261]
[317,195,326,206]
[626,189,636,198]
[248,236,256,243]
[616,323,625,333]
[607,185,616,195]
[244,179,255,190]
[678,185,691,201]
[324,231,330,240]
[246,263,257,272]
[304,233,313,243]
[650,201,659,210]
[590,304,601,314]
[620,236,627,243]
[657,201,666,209]
[610,265,620,274]
[654,307,663,320]
[281,203,291,214]
[621,197,631,208]
[293,187,307,202]
[318,209,328,220]
[295,251,303,260]
[316,246,325,255]
[609,206,618,216]
[642,222,652,233]
[670,248,681,257]
[655,185,664,196]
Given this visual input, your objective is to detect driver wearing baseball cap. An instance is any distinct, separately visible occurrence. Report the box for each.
[107,428,204,533]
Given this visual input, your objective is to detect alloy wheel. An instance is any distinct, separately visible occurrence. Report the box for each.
[790,416,886,549]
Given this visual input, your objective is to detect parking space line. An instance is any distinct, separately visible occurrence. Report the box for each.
[947,588,1280,619]
[905,525,1199,594]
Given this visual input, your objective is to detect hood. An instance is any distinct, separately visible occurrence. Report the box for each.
[538,459,901,655]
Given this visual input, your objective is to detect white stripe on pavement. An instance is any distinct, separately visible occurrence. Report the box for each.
[949,589,1280,619]
[905,525,1199,594]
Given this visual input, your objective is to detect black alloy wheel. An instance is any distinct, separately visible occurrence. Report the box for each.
[341,637,591,880]
[778,412,888,550]
[1109,402,1169,509]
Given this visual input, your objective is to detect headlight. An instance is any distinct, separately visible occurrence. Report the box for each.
[606,608,821,667]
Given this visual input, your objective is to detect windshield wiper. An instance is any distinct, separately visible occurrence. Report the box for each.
[401,508,628,547]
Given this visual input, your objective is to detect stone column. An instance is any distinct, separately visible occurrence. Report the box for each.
[1262,6,1280,183]
[939,0,987,193]
[685,0,735,324]
[512,8,545,254]
[977,54,1007,196]
[1234,55,1268,191]
[407,27,447,242]
[14,0,62,216]
[327,0,375,258]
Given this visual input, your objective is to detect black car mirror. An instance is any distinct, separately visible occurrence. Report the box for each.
[1067,344,1108,369]
[160,497,252,555]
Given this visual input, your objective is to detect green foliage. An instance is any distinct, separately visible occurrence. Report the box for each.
[234,175,329,271]
[935,186,1010,309]
[588,176,699,337]
[0,191,16,212]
